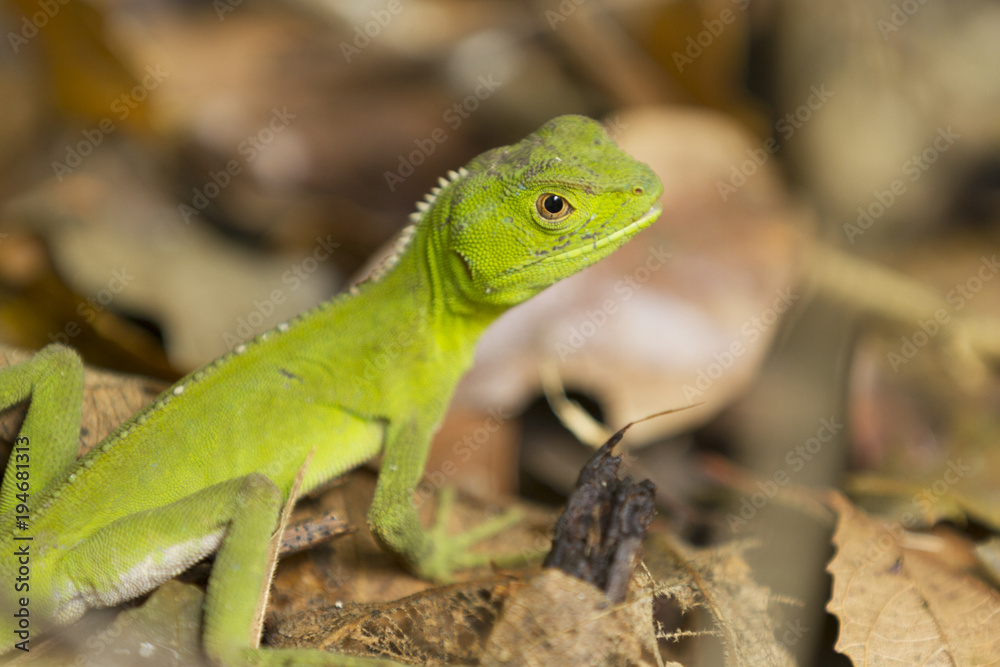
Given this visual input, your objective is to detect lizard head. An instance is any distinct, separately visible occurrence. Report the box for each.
[436,115,662,309]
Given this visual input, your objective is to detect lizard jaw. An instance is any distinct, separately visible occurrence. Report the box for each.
[540,201,662,265]
[488,201,662,286]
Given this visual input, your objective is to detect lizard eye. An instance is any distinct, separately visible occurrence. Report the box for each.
[536,193,574,222]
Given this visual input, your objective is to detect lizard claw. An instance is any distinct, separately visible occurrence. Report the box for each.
[414,486,530,583]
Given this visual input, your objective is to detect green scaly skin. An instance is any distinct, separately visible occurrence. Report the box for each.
[0,115,662,665]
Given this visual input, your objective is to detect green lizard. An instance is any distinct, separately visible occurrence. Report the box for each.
[0,115,662,665]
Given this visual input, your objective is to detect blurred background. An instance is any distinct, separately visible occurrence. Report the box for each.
[1,0,999,664]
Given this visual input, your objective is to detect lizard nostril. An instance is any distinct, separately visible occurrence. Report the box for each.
[634,187,644,195]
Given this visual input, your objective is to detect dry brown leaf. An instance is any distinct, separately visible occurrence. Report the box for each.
[826,492,1000,665]
[646,536,799,667]
[0,343,166,455]
[270,568,670,667]
[271,415,666,665]
[268,575,518,664]
[482,569,669,667]
[269,468,550,619]
[269,470,433,619]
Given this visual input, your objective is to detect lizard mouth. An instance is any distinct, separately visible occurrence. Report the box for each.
[488,201,663,283]
[539,202,662,265]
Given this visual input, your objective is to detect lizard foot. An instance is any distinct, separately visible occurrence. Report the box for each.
[414,485,529,583]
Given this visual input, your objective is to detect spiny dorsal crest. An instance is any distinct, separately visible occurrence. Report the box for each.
[348,167,470,294]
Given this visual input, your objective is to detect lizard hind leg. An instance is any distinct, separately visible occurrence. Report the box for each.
[201,474,410,665]
[55,472,403,665]
[0,344,84,516]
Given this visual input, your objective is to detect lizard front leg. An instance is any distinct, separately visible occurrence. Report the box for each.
[368,418,525,583]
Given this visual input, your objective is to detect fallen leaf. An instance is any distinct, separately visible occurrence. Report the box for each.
[646,536,799,667]
[268,575,519,664]
[482,569,669,667]
[269,470,433,619]
[269,468,551,619]
[826,492,1000,665]
[270,567,670,667]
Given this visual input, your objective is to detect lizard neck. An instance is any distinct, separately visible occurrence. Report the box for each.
[349,199,503,355]
[403,203,502,344]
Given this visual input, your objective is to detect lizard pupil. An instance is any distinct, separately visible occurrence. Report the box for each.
[536,193,573,221]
